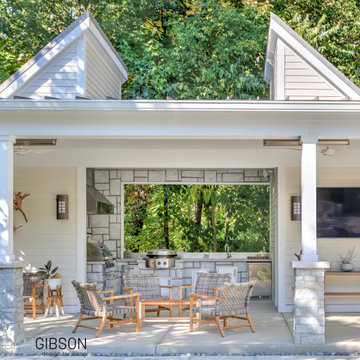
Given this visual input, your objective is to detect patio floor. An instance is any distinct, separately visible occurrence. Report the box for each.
[15,300,360,356]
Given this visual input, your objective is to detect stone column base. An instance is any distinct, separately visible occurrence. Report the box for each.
[291,261,330,345]
[0,262,24,351]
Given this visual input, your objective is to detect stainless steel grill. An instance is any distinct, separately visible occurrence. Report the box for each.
[145,249,177,269]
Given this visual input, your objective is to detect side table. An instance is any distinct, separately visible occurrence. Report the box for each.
[45,285,65,317]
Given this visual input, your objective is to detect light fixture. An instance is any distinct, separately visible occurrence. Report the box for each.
[14,139,57,146]
[56,195,69,220]
[263,139,349,146]
[291,196,301,221]
[321,146,336,157]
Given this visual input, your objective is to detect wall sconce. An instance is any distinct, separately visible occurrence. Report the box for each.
[56,195,69,220]
[291,196,301,221]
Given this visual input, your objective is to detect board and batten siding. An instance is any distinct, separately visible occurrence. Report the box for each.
[14,167,79,313]
[85,41,121,99]
[285,167,360,312]
[284,47,346,101]
[16,42,80,100]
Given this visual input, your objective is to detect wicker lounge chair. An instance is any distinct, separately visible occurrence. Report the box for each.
[178,272,232,316]
[72,281,140,337]
[189,281,255,337]
[23,272,45,319]
[122,273,173,316]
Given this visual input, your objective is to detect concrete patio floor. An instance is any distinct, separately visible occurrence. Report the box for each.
[11,300,360,356]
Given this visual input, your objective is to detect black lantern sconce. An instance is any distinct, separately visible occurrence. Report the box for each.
[56,195,69,220]
[291,195,301,221]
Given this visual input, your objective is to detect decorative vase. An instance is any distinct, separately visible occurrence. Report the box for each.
[340,263,354,272]
[48,278,62,290]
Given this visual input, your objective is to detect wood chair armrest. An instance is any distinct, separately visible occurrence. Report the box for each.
[32,284,45,288]
[102,293,140,301]
[189,293,218,301]
[178,285,194,289]
[32,284,45,298]
[103,290,114,303]
[103,290,114,295]
[178,285,194,300]
[123,287,133,293]
[160,285,173,289]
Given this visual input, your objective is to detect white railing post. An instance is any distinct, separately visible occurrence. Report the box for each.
[300,136,318,262]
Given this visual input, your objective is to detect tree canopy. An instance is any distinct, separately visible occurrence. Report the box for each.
[0,0,359,98]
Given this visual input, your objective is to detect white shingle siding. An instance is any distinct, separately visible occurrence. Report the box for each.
[85,41,121,99]
[284,47,346,100]
[16,42,80,99]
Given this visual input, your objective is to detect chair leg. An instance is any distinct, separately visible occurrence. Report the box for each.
[179,304,182,317]
[215,316,225,337]
[32,300,36,319]
[109,316,114,328]
[223,317,227,328]
[247,313,255,333]
[73,313,83,333]
[157,306,161,317]
[136,310,140,332]
[96,315,107,338]
[45,298,51,317]
[190,309,194,332]
[197,311,201,328]
[41,298,45,314]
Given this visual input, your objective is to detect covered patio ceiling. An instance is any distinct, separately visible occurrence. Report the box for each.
[12,137,360,169]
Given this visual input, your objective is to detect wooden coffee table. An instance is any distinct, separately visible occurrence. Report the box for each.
[140,299,196,323]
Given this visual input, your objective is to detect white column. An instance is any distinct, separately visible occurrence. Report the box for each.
[300,136,318,262]
[77,167,86,282]
[0,136,14,263]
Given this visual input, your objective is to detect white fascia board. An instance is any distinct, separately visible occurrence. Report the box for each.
[0,21,89,99]
[1,99,360,112]
[1,100,360,138]
[87,22,128,83]
[265,14,360,100]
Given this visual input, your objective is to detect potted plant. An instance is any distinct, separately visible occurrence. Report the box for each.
[340,247,357,272]
[39,260,62,290]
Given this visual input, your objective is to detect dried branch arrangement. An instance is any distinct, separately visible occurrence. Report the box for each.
[13,192,30,222]
[340,247,357,264]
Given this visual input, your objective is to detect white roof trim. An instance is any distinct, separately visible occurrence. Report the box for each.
[0,11,127,98]
[265,13,360,100]
[1,99,360,112]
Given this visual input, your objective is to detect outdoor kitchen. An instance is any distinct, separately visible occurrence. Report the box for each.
[86,168,272,300]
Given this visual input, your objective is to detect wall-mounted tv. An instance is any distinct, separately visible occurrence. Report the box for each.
[317,188,360,238]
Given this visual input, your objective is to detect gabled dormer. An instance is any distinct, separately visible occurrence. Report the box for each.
[265,13,360,101]
[0,11,127,100]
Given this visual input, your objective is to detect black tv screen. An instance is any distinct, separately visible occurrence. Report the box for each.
[317,188,360,237]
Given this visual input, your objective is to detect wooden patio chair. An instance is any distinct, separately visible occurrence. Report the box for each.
[72,281,140,337]
[23,272,45,319]
[189,281,255,337]
[122,273,173,316]
[178,273,232,316]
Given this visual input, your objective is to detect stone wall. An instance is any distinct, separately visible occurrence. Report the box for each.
[87,168,272,258]
[292,263,329,345]
[0,265,24,351]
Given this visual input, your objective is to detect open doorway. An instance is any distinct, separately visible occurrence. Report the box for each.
[124,184,270,254]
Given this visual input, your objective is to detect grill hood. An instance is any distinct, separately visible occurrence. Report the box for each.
[86,185,114,214]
